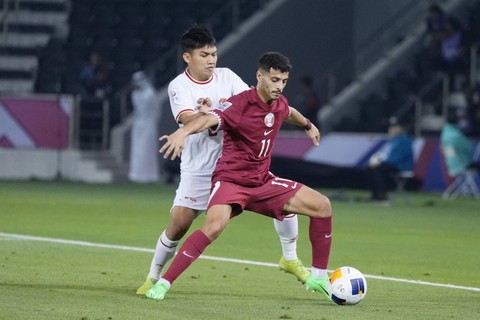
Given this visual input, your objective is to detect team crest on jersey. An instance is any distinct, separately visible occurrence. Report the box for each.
[264,113,275,127]
[170,89,179,103]
[218,101,232,111]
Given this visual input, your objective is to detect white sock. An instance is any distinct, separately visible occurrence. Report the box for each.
[273,214,298,261]
[311,267,327,278]
[158,278,171,288]
[147,230,179,279]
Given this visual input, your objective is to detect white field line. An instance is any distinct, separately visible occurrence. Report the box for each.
[1,232,479,293]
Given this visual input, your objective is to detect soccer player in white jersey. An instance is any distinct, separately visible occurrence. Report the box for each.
[136,25,308,295]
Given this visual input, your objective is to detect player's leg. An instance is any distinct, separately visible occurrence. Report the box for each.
[274,215,309,283]
[146,204,232,301]
[282,185,332,300]
[136,206,197,295]
[248,177,311,284]
[137,174,210,295]
[274,214,298,261]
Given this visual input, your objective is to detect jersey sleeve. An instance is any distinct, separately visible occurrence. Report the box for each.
[211,94,245,132]
[168,83,195,123]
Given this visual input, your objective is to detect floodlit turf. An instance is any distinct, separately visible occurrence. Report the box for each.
[1,180,479,319]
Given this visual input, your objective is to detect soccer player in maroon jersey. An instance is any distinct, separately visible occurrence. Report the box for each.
[147,52,332,302]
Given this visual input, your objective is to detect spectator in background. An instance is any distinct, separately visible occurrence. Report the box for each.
[78,51,112,149]
[438,19,468,90]
[425,4,452,49]
[367,118,414,204]
[441,111,473,177]
[422,4,464,81]
[79,51,111,100]
[295,75,321,129]
[128,71,161,183]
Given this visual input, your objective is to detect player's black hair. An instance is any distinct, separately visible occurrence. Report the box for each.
[181,24,216,53]
[258,52,292,73]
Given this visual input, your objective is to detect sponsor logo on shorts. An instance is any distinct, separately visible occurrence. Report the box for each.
[183,196,197,202]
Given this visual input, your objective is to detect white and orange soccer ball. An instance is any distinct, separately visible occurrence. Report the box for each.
[328,266,367,305]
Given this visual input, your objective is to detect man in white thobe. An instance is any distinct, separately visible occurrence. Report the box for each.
[129,71,161,183]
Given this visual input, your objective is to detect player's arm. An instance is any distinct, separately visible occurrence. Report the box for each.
[178,98,213,124]
[159,113,220,160]
[285,106,320,146]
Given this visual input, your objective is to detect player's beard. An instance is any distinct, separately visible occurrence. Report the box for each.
[269,90,282,102]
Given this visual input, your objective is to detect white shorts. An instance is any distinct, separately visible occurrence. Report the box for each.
[171,173,212,213]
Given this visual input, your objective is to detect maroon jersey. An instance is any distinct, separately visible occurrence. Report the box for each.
[210,88,290,187]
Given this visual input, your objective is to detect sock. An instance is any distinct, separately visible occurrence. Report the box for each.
[147,230,179,280]
[273,214,298,261]
[309,216,332,269]
[163,230,211,284]
[158,278,171,288]
[311,267,328,278]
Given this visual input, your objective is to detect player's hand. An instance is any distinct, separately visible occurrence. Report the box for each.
[159,129,187,160]
[305,123,320,146]
[195,97,212,114]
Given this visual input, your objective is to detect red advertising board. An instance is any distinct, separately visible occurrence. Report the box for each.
[0,95,74,149]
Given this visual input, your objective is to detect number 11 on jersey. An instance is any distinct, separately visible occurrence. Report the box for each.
[259,139,271,157]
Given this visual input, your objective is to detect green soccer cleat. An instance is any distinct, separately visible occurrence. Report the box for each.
[146,282,170,301]
[306,274,331,301]
[278,257,310,284]
[136,278,157,295]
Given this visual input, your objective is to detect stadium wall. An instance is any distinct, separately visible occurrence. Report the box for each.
[270,132,480,192]
[0,149,112,183]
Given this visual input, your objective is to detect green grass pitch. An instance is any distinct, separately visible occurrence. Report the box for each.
[0,180,479,319]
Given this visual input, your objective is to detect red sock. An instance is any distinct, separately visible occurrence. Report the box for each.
[163,230,211,284]
[309,216,332,269]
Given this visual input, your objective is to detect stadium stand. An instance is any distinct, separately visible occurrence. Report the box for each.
[329,0,480,136]
[26,0,265,150]
[2,0,479,184]
[34,0,265,96]
[0,0,68,92]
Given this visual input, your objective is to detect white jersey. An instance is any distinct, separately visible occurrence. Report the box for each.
[168,67,248,176]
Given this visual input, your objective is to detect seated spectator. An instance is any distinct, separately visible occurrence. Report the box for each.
[441,112,473,177]
[367,118,414,203]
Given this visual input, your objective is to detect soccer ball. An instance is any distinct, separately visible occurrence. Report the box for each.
[328,266,367,305]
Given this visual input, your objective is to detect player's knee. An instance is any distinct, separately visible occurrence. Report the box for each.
[313,193,332,218]
[200,220,228,241]
[166,223,190,241]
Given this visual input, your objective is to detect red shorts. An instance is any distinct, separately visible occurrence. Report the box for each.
[207,175,304,220]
